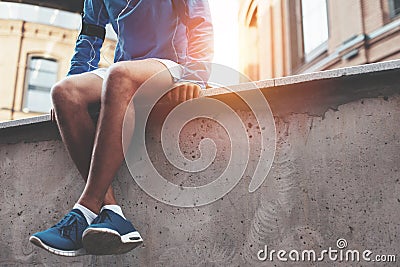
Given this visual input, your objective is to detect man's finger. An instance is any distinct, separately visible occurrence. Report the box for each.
[186,85,194,100]
[166,90,172,101]
[179,86,187,102]
[193,85,201,98]
[173,87,180,102]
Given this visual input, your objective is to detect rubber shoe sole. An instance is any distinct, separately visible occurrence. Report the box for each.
[82,228,143,255]
[29,236,87,257]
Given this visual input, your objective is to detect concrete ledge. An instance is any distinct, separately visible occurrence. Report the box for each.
[0,114,50,130]
[1,59,399,132]
[0,60,400,266]
[273,59,400,86]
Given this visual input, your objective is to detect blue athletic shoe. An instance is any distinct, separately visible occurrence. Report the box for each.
[29,209,88,257]
[82,209,143,255]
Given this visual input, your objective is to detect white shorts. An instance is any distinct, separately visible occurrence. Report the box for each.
[90,58,183,82]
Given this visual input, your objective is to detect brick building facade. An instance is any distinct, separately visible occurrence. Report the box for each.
[0,3,115,122]
[239,0,400,80]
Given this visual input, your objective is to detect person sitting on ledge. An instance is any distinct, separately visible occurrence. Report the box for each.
[29,0,213,256]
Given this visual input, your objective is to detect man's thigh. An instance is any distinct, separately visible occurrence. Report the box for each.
[104,59,176,106]
[124,59,173,82]
[107,59,174,89]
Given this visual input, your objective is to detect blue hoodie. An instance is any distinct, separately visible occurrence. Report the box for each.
[68,0,214,86]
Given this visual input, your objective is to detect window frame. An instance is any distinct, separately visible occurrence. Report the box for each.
[300,0,330,63]
[22,55,58,113]
[388,0,400,18]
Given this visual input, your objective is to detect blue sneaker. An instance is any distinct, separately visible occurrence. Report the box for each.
[82,209,143,255]
[29,209,88,257]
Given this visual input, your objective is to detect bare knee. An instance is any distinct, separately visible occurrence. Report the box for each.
[102,62,144,104]
[106,60,149,84]
[51,79,84,109]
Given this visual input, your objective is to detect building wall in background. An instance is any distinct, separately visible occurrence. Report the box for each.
[0,18,115,122]
[239,0,400,80]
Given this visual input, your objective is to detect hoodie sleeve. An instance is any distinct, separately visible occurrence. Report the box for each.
[174,0,214,88]
[68,0,109,76]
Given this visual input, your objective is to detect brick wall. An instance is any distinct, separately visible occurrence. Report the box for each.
[239,0,400,80]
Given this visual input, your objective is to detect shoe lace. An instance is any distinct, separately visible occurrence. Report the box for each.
[52,213,83,241]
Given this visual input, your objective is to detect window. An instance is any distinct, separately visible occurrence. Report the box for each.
[301,0,329,61]
[389,0,400,18]
[23,57,58,113]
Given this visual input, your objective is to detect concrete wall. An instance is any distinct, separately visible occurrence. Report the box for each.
[0,60,399,266]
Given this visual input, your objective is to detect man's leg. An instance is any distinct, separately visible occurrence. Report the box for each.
[30,73,115,257]
[76,59,172,213]
[74,59,172,255]
[30,59,172,256]
[51,73,117,205]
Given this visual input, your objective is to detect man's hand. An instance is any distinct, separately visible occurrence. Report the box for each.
[167,82,201,103]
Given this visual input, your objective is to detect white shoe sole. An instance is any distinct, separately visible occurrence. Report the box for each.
[82,228,143,255]
[29,236,87,257]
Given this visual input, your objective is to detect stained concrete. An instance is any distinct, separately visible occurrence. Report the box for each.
[0,60,400,266]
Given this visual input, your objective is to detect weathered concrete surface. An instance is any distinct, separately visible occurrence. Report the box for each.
[0,60,399,266]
